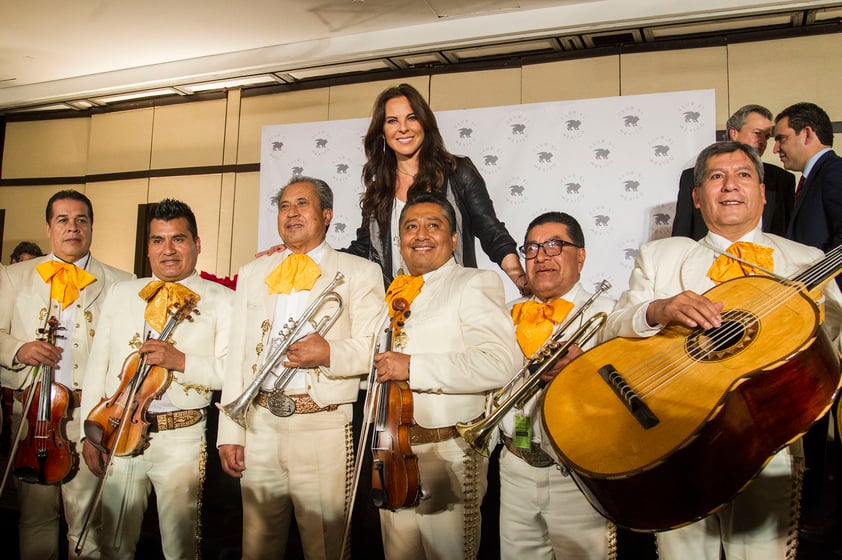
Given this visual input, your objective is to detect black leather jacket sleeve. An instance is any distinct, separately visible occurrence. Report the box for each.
[450,156,518,268]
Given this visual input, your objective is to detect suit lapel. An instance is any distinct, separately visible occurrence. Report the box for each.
[792,151,833,219]
[308,246,336,305]
[680,240,716,290]
[81,257,106,310]
[30,256,53,309]
[260,255,282,321]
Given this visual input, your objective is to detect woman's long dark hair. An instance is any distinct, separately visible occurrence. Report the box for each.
[361,83,456,231]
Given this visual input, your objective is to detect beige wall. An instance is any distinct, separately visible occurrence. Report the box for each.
[2,33,840,272]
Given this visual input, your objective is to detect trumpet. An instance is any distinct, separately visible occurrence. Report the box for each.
[457,280,611,457]
[217,272,344,427]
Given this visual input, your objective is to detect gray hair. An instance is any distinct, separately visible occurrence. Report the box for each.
[693,141,764,188]
[271,176,334,211]
[725,104,773,136]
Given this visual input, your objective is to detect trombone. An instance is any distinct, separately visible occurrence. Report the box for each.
[217,272,344,427]
[457,280,611,457]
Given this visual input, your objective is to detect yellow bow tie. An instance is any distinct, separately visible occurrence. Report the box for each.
[707,242,775,285]
[385,274,424,317]
[511,298,574,357]
[138,281,201,334]
[265,254,322,295]
[36,260,96,310]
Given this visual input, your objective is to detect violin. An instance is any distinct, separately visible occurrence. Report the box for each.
[13,317,77,485]
[370,297,422,510]
[84,297,198,457]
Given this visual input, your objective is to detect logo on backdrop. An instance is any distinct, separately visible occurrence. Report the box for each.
[589,205,615,236]
[618,238,641,270]
[648,136,675,166]
[478,146,503,175]
[619,171,644,201]
[561,110,585,139]
[505,112,530,144]
[561,174,586,202]
[288,159,306,180]
[589,141,615,169]
[328,212,354,246]
[679,101,705,132]
[268,134,288,159]
[503,176,529,205]
[532,142,560,172]
[311,130,332,156]
[617,106,644,136]
[331,159,355,183]
[453,120,479,148]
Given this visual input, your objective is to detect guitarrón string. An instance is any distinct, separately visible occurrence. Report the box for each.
[625,245,842,398]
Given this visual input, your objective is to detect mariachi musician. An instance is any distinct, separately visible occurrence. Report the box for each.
[373,193,518,559]
[0,190,132,560]
[217,177,384,560]
[603,141,842,559]
[80,199,233,558]
[498,211,617,559]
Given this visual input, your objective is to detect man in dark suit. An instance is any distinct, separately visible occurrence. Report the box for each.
[774,102,842,280]
[774,102,842,542]
[672,104,795,239]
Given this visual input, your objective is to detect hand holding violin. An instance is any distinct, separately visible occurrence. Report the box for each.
[139,339,185,372]
[373,352,410,382]
[14,340,62,368]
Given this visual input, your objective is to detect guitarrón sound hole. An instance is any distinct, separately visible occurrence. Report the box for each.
[697,321,745,352]
[685,309,758,362]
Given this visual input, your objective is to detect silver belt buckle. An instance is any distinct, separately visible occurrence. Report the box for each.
[266,391,296,417]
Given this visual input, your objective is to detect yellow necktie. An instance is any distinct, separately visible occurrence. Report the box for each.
[138,281,201,334]
[36,261,96,310]
[512,298,574,357]
[385,274,424,317]
[707,242,774,284]
[265,254,322,294]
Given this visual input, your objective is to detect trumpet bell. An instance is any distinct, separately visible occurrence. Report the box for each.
[216,400,248,429]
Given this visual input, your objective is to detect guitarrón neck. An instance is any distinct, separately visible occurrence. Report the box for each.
[791,244,842,292]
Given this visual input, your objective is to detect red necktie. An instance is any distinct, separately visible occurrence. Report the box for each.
[795,175,805,202]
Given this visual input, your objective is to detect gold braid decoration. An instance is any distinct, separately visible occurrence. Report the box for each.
[461,448,481,559]
[177,381,212,395]
[252,320,271,376]
[607,521,618,560]
[194,441,208,560]
[342,422,355,558]
[785,454,805,560]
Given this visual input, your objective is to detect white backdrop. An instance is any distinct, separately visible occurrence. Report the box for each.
[259,89,715,300]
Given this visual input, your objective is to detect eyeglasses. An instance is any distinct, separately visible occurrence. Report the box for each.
[518,239,580,259]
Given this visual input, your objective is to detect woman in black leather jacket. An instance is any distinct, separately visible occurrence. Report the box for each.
[345,83,527,292]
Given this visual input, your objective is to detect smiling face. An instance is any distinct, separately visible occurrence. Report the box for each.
[383,95,425,162]
[729,111,773,155]
[524,222,585,301]
[773,116,812,172]
[45,198,93,263]
[276,181,332,253]
[148,217,200,282]
[399,202,457,276]
[693,150,766,241]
